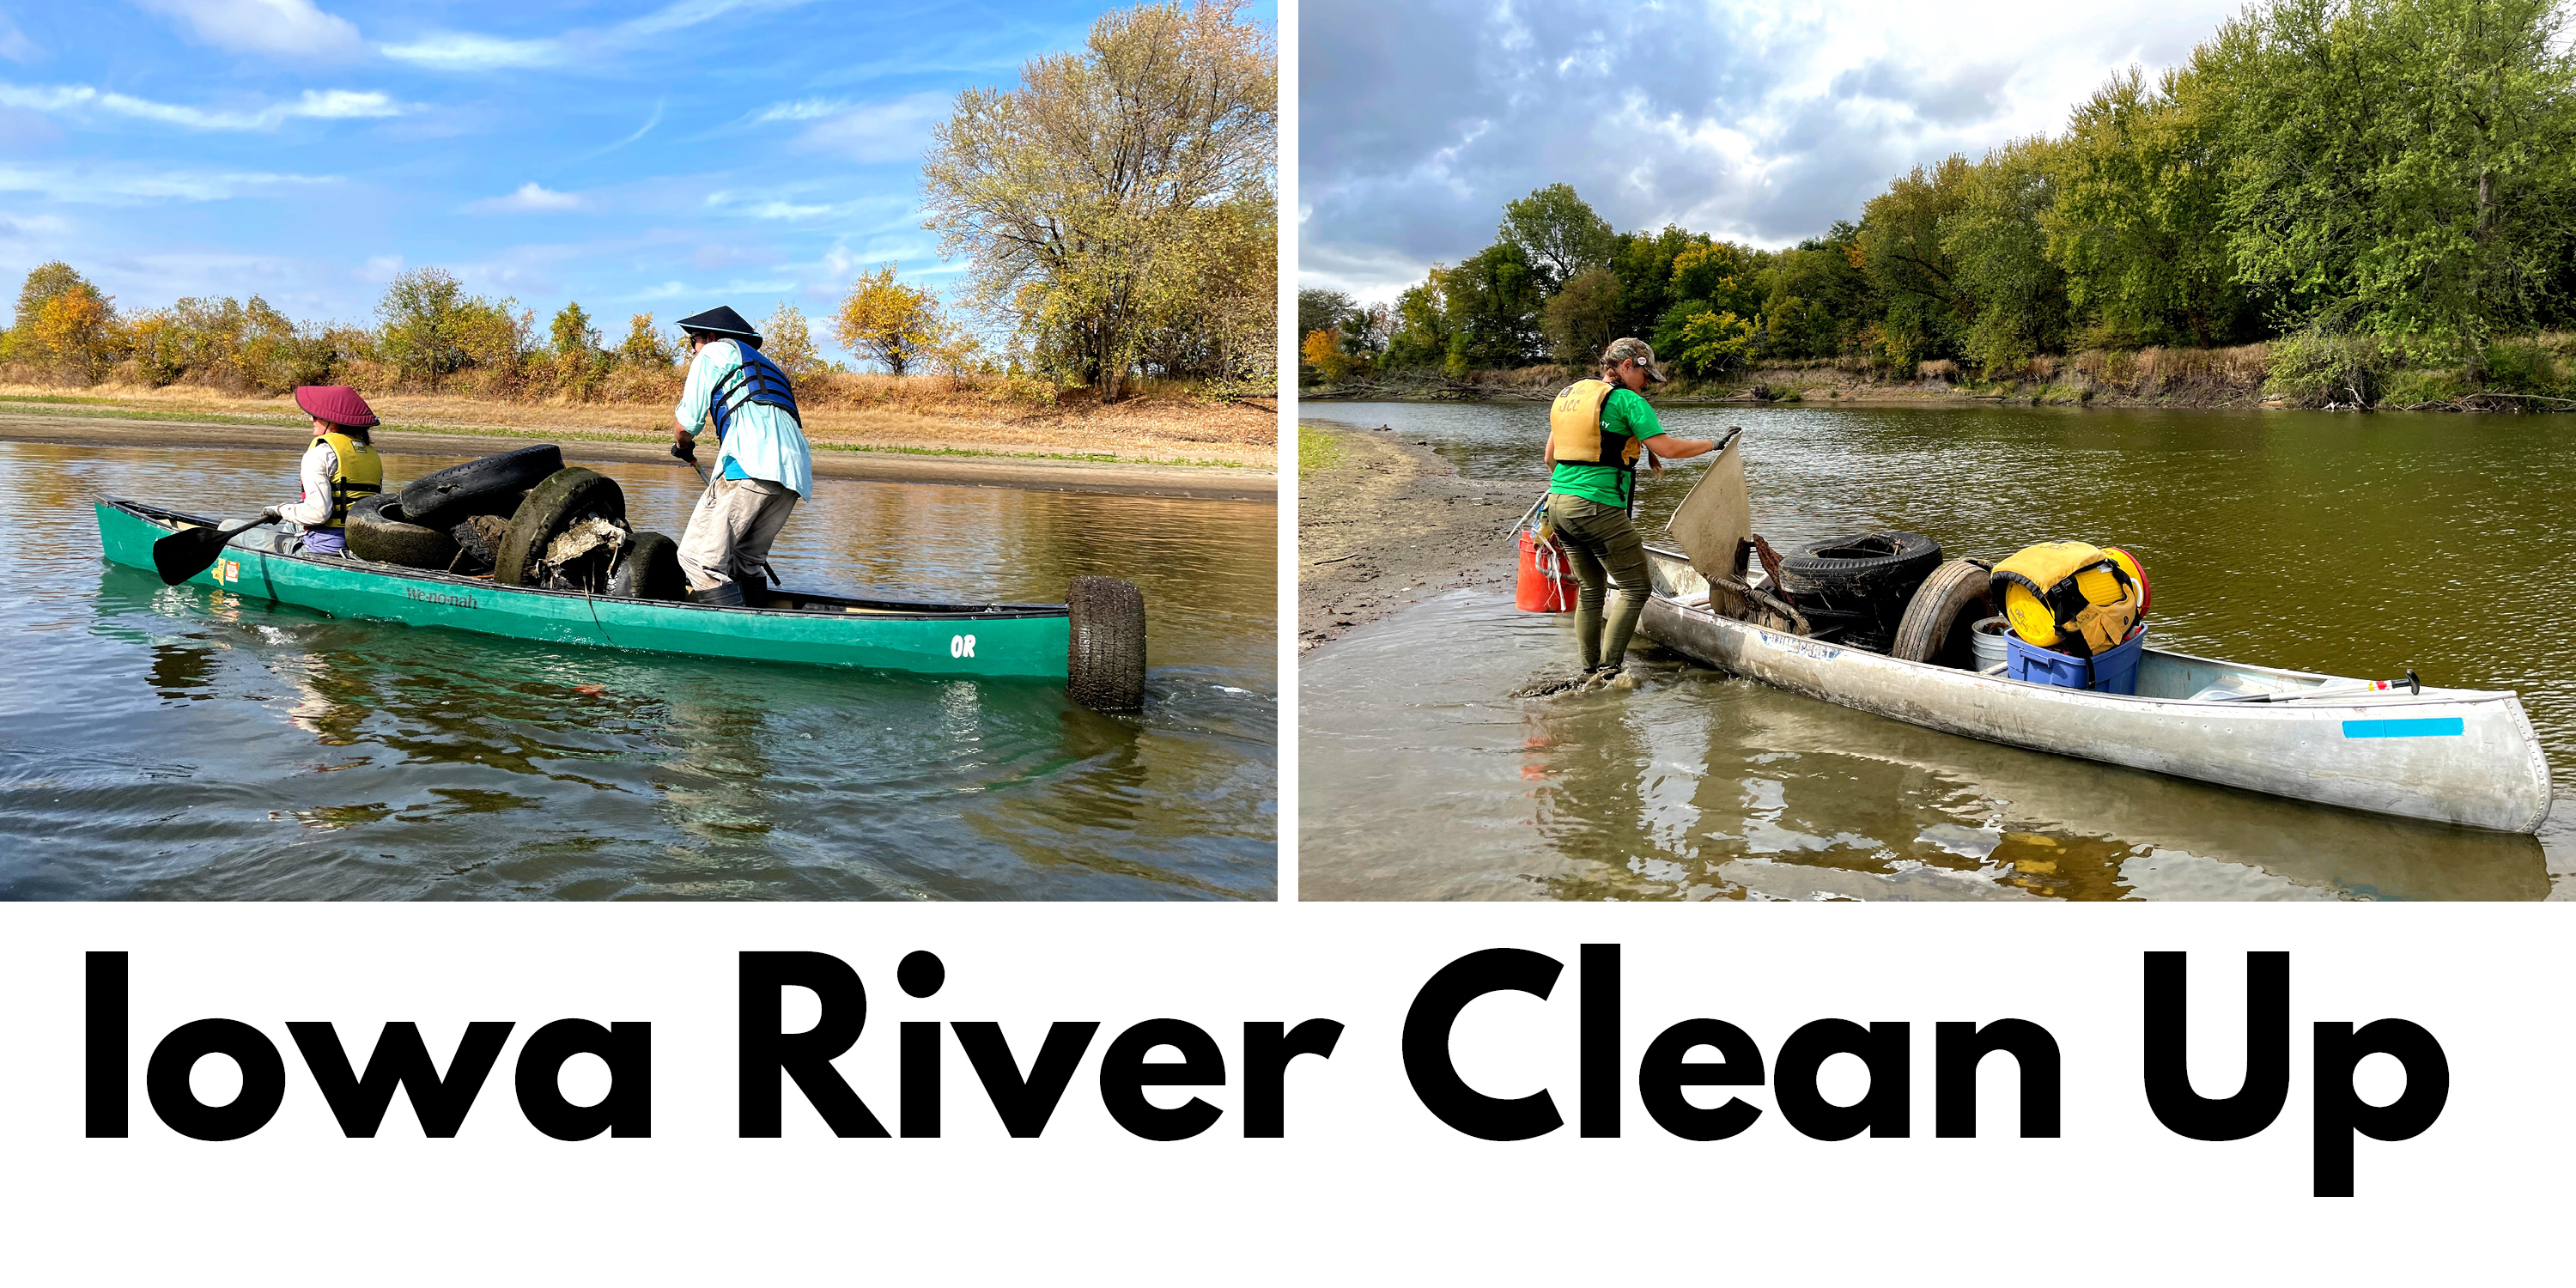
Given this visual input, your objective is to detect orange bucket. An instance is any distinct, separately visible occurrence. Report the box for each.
[1516,530,1578,612]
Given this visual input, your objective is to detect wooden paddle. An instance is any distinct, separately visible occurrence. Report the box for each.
[151,514,272,586]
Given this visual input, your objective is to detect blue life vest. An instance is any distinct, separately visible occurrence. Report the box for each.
[708,343,800,441]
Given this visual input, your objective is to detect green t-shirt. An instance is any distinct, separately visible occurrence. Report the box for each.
[1547,386,1664,508]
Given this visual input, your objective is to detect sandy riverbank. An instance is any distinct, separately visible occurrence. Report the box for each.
[0,410,1275,502]
[1296,420,1533,651]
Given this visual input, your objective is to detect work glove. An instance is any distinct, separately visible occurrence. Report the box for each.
[670,439,697,465]
[258,507,283,523]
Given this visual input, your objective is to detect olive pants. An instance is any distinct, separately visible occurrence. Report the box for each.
[1545,492,1651,671]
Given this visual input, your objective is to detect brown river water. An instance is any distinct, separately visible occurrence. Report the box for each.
[1300,401,2575,901]
[0,439,1276,900]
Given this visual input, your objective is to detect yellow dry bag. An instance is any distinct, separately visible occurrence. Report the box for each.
[1993,540,2138,656]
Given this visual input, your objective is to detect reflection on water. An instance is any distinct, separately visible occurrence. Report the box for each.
[0,440,1276,900]
[1301,403,2574,902]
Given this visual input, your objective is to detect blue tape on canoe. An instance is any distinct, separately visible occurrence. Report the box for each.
[2342,717,2464,739]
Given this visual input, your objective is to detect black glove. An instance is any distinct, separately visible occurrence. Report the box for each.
[258,507,283,523]
[671,439,697,465]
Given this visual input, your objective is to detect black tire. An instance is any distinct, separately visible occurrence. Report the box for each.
[496,466,626,586]
[398,445,563,531]
[608,530,685,600]
[1777,530,1943,598]
[1066,575,1146,712]
[1892,559,1996,665]
[345,494,460,569]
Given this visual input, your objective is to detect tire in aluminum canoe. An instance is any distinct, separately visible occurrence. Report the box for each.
[97,497,1081,683]
[1635,544,2551,834]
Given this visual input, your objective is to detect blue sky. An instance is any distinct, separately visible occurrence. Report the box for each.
[0,0,1271,361]
[1300,0,2245,303]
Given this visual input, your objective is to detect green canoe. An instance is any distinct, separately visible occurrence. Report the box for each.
[96,498,1147,707]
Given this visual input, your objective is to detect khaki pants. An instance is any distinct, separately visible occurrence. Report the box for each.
[1545,492,1651,671]
[677,476,798,591]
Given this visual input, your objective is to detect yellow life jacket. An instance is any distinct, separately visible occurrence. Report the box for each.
[1549,379,1643,471]
[1994,540,2138,656]
[313,430,383,527]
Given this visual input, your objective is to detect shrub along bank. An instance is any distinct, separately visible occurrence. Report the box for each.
[1309,332,2576,412]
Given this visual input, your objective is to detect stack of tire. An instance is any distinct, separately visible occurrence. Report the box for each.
[1772,532,1944,653]
[344,445,683,600]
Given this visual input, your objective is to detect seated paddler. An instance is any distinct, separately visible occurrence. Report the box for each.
[668,304,814,607]
[259,385,382,556]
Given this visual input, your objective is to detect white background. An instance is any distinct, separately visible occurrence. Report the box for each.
[1,902,2561,1282]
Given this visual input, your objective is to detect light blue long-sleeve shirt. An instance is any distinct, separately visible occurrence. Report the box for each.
[674,338,813,498]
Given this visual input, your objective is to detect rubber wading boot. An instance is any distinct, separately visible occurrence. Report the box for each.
[737,568,768,603]
[687,580,745,607]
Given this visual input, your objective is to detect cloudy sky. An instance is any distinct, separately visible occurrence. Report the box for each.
[1300,0,2244,303]
[0,0,1272,361]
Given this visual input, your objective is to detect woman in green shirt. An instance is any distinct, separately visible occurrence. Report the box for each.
[1542,337,1722,677]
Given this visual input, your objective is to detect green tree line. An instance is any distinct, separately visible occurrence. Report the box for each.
[1304,0,2576,396]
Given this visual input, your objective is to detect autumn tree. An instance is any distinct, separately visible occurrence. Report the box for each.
[1301,328,1355,383]
[920,0,1275,399]
[833,264,943,375]
[548,300,606,398]
[4,262,119,380]
[761,302,829,380]
[616,313,675,368]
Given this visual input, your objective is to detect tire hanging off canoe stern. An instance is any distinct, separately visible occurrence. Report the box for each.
[1066,575,1146,712]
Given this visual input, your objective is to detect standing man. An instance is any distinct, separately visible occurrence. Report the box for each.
[261,385,382,556]
[668,305,813,606]
[1542,337,1722,680]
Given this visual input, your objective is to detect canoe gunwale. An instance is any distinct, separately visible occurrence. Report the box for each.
[102,495,1070,622]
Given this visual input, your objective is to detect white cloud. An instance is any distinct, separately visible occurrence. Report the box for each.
[1301,0,2240,301]
[789,92,945,163]
[0,82,400,131]
[380,32,562,70]
[135,0,362,57]
[755,97,847,123]
[462,182,586,215]
[355,254,404,283]
[385,0,813,73]
[0,162,337,204]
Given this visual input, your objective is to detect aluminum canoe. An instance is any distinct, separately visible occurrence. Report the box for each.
[1636,544,2552,834]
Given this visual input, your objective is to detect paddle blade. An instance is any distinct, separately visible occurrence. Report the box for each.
[151,523,241,585]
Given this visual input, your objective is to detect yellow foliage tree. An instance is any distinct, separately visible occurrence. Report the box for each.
[33,289,118,383]
[832,264,942,375]
[1301,327,1354,383]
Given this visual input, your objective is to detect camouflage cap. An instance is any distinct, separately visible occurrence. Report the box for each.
[1601,337,1668,382]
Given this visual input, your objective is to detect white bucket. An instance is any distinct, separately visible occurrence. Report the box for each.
[1969,615,2012,671]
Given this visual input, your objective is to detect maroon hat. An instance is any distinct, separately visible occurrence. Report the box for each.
[294,386,379,428]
